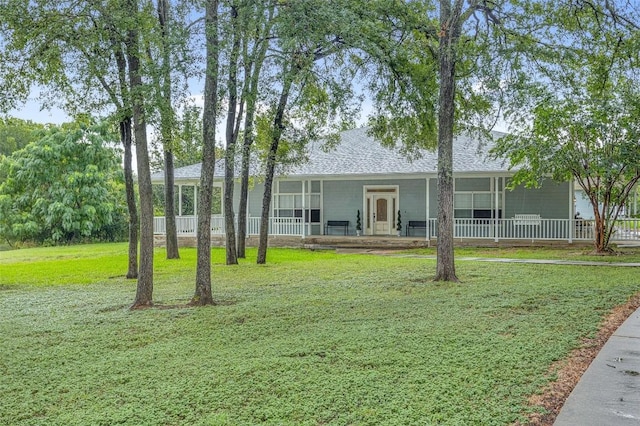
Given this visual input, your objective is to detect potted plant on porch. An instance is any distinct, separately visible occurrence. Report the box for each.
[356,209,362,236]
[396,210,402,236]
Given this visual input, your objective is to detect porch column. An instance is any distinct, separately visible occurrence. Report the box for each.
[193,184,198,235]
[178,184,183,216]
[320,180,325,235]
[301,180,306,239]
[568,179,574,243]
[425,177,430,241]
[494,177,499,242]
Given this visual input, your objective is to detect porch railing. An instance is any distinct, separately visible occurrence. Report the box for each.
[425,218,639,242]
[610,219,640,241]
[154,216,640,242]
[153,216,303,237]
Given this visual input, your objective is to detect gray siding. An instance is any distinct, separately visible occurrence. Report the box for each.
[429,178,438,218]
[505,180,570,219]
[455,177,491,191]
[231,181,265,217]
[322,180,366,235]
[399,179,427,224]
[278,181,302,193]
[248,182,265,217]
[322,178,427,235]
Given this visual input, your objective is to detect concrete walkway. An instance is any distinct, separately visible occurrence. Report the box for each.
[455,257,640,267]
[554,306,640,425]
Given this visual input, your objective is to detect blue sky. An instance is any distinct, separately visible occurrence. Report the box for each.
[9,98,69,124]
[8,87,376,127]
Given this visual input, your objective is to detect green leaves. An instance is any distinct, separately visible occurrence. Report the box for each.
[0,121,126,244]
[0,118,46,157]
[494,1,640,252]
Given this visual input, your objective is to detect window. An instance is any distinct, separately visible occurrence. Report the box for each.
[454,192,501,219]
[273,182,321,223]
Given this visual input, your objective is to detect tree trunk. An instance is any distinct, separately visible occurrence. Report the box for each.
[113,31,138,279]
[120,117,139,279]
[257,72,293,264]
[164,149,180,259]
[223,4,241,265]
[192,0,219,306]
[592,203,614,254]
[236,140,251,258]
[158,0,179,260]
[236,2,273,259]
[224,147,238,264]
[126,0,154,308]
[435,1,460,282]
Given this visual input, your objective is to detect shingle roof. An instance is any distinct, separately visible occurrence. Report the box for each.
[151,127,510,182]
[151,158,247,182]
[293,127,508,176]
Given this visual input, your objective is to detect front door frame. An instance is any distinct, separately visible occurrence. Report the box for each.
[363,185,400,236]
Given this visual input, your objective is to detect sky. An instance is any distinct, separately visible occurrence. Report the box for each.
[8,86,378,126]
[8,88,378,132]
[9,96,70,125]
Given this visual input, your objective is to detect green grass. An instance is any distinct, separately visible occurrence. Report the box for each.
[1,244,639,425]
[404,246,640,263]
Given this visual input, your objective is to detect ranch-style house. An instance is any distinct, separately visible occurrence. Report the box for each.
[151,127,640,245]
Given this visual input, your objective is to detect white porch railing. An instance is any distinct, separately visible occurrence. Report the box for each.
[153,216,303,237]
[152,215,224,235]
[425,218,639,242]
[154,216,640,242]
[247,217,261,235]
[269,217,303,236]
[611,219,640,241]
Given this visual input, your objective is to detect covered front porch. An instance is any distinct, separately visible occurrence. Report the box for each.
[152,215,640,244]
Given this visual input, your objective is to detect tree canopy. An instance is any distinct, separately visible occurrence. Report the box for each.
[494,0,640,253]
[0,123,127,245]
[0,117,47,157]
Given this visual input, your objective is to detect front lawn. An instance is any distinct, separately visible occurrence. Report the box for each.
[406,246,640,263]
[1,244,638,425]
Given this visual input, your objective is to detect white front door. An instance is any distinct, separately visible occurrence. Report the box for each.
[371,194,394,235]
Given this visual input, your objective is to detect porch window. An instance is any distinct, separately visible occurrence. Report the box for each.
[273,182,321,225]
[454,192,501,219]
[153,183,222,217]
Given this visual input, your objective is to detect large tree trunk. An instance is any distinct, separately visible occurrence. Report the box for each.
[157,0,180,260]
[126,0,154,308]
[435,1,461,282]
[192,0,219,306]
[257,73,293,264]
[223,5,241,265]
[120,117,138,279]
